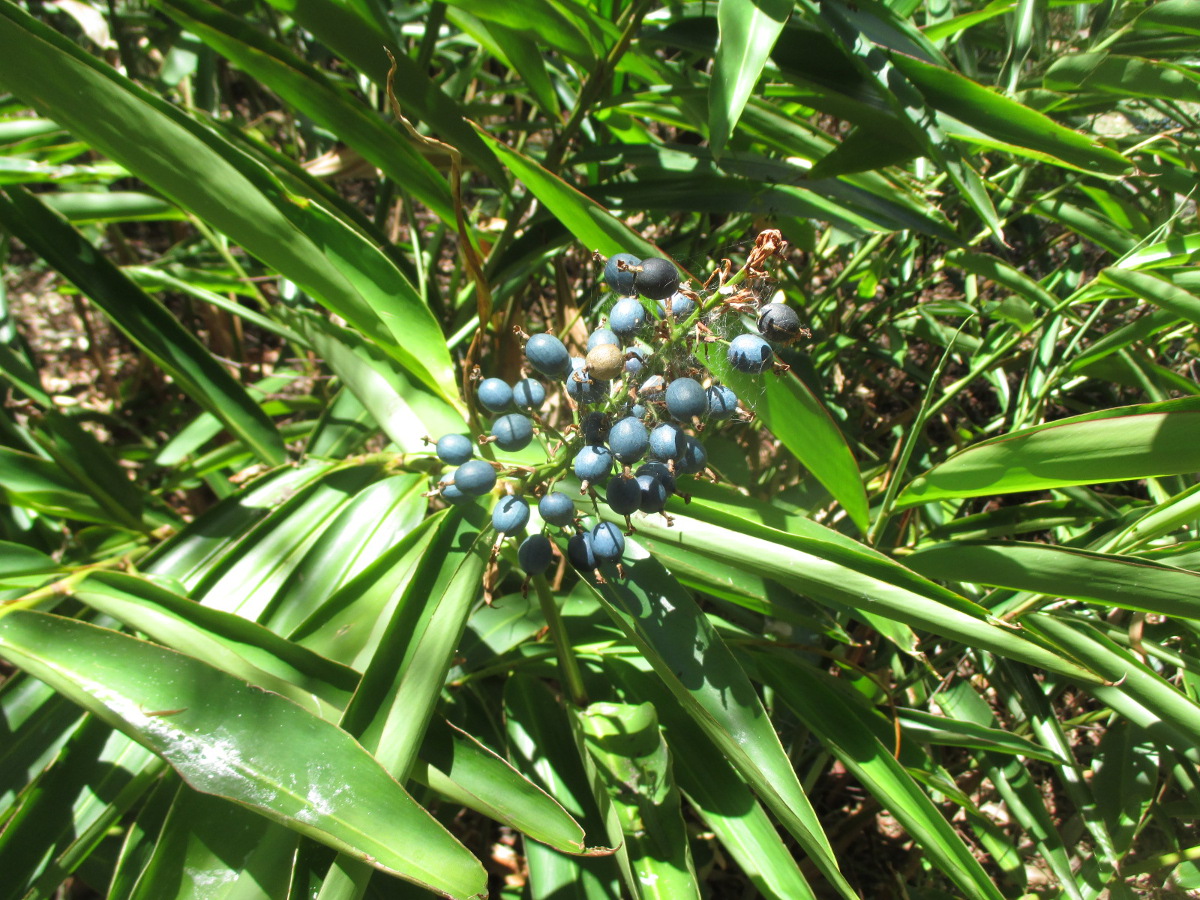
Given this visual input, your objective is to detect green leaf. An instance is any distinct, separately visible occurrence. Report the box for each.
[413,718,586,855]
[151,0,455,224]
[757,653,1006,900]
[0,444,125,526]
[1098,267,1200,327]
[698,343,870,534]
[617,499,1099,680]
[908,541,1200,621]
[0,187,286,467]
[0,610,489,900]
[1044,52,1200,103]
[578,702,701,900]
[891,53,1130,177]
[898,397,1200,506]
[897,707,1066,763]
[580,547,856,900]
[1134,0,1200,35]
[473,128,660,260]
[709,0,792,158]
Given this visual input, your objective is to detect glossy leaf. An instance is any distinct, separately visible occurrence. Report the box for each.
[0,610,489,899]
[709,0,791,158]
[898,397,1200,506]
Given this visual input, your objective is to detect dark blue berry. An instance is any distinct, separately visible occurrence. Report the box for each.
[573,445,614,483]
[676,436,708,474]
[492,496,531,534]
[604,252,641,296]
[477,378,513,413]
[609,297,646,338]
[454,459,497,496]
[666,378,706,421]
[637,461,676,495]
[566,368,609,404]
[539,491,576,526]
[587,328,620,352]
[439,473,466,504]
[491,413,534,452]
[518,534,553,575]
[636,473,668,513]
[661,290,697,319]
[728,333,773,373]
[567,531,598,571]
[649,423,684,461]
[605,474,641,515]
[512,379,546,412]
[581,411,612,444]
[634,257,680,301]
[624,348,646,377]
[608,416,649,464]
[525,333,571,379]
[706,384,738,420]
[592,522,625,561]
[757,303,801,344]
[435,433,474,465]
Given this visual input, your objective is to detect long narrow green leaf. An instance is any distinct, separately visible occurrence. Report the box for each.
[758,653,1006,900]
[709,0,791,158]
[699,343,870,534]
[580,546,856,900]
[897,397,1200,506]
[0,610,489,900]
[908,541,1200,620]
[618,499,1099,679]
[892,54,1129,176]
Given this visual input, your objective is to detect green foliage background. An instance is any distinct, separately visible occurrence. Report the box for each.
[1,0,1199,897]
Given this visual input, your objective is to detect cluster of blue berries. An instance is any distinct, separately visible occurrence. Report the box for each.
[425,239,799,590]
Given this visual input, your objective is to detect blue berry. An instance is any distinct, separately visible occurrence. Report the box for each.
[666,377,706,421]
[608,416,649,464]
[587,328,620,352]
[604,252,641,296]
[706,384,738,419]
[629,403,648,420]
[592,522,625,561]
[512,379,546,412]
[477,378,513,413]
[491,413,534,452]
[518,534,553,575]
[454,459,497,496]
[649,423,685,461]
[492,496,531,534]
[609,297,647,338]
[676,435,708,474]
[567,531,598,571]
[525,333,571,379]
[566,368,609,404]
[634,257,680,301]
[757,303,801,344]
[435,433,474,465]
[636,473,668,513]
[438,473,466,504]
[581,411,612,443]
[624,348,646,377]
[573,445,614,483]
[637,461,676,495]
[539,491,576,526]
[605,474,641,515]
[728,333,773,374]
[661,290,697,319]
